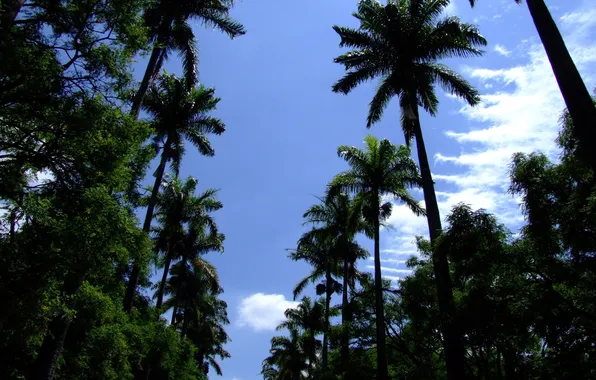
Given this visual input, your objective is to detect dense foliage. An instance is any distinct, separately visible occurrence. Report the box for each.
[1,0,594,379]
[0,0,242,378]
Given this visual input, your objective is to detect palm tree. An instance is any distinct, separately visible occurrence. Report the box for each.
[329,135,424,380]
[262,328,309,380]
[289,233,342,370]
[124,74,225,312]
[332,1,485,377]
[152,175,222,310]
[163,221,225,324]
[468,0,596,172]
[130,0,245,118]
[302,192,368,376]
[277,297,324,379]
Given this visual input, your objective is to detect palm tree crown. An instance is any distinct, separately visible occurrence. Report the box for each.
[332,0,486,141]
[143,73,225,174]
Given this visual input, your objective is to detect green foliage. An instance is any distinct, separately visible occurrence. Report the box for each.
[0,0,238,377]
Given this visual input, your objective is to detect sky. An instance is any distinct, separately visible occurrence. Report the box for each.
[131,0,596,378]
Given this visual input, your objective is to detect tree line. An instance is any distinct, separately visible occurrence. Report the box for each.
[0,0,245,378]
[262,0,596,379]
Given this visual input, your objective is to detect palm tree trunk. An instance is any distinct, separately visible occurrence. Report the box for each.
[372,206,388,380]
[30,273,83,380]
[181,307,189,337]
[411,106,465,380]
[526,0,596,172]
[0,0,24,43]
[130,46,164,119]
[124,139,171,313]
[340,253,350,378]
[155,247,174,310]
[322,270,332,370]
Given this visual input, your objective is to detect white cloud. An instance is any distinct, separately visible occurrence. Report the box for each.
[493,44,511,57]
[379,2,596,277]
[237,293,298,332]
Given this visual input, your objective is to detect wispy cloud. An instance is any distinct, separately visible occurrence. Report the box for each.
[493,44,511,57]
[377,2,596,278]
[237,293,298,332]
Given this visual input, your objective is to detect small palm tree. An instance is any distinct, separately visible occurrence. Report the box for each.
[262,328,309,380]
[330,135,424,380]
[152,175,222,310]
[302,192,368,375]
[289,233,342,370]
[332,1,484,377]
[468,0,596,172]
[130,0,246,117]
[277,297,324,379]
[124,74,225,312]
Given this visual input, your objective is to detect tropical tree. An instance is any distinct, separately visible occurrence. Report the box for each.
[329,135,424,380]
[152,175,223,310]
[302,192,368,375]
[332,1,485,377]
[468,0,596,172]
[262,328,309,380]
[277,297,324,379]
[124,74,225,312]
[130,0,246,118]
[289,233,342,370]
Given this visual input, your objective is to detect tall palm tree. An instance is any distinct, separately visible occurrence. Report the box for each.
[289,233,342,371]
[468,0,596,172]
[302,192,368,376]
[277,297,324,379]
[329,135,424,380]
[332,1,485,377]
[262,328,309,380]
[152,175,222,310]
[124,74,225,312]
[130,0,246,118]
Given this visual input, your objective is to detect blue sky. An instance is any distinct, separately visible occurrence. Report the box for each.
[132,0,596,378]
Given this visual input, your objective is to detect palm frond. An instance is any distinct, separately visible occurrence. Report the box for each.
[171,20,199,89]
[367,75,395,128]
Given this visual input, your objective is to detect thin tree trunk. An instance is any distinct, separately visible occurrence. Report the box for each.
[373,205,388,380]
[124,140,171,312]
[181,307,189,337]
[170,303,177,326]
[155,247,174,310]
[322,270,332,370]
[130,46,164,119]
[0,0,24,43]
[526,0,596,172]
[30,273,83,380]
[411,106,465,380]
[340,252,350,378]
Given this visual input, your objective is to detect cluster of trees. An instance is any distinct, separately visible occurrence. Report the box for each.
[262,0,596,379]
[0,0,245,378]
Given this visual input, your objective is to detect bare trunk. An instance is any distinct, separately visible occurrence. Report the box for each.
[130,47,164,119]
[340,252,350,378]
[411,105,465,380]
[526,0,596,172]
[373,198,388,380]
[322,270,332,370]
[155,247,174,310]
[124,140,171,312]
